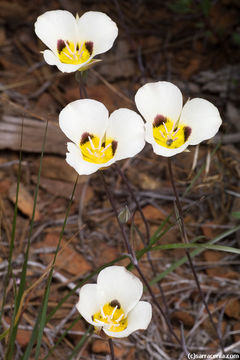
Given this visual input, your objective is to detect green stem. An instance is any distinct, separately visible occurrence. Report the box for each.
[75,70,88,98]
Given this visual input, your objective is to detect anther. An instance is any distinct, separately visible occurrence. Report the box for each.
[64,40,74,56]
[163,122,168,134]
[78,43,84,58]
[98,137,102,150]
[159,129,165,139]
[110,306,118,319]
[173,128,180,136]
[101,306,106,319]
[63,52,72,60]
[86,147,94,155]
[116,313,124,322]
[88,136,96,150]
[101,143,111,153]
[170,120,177,133]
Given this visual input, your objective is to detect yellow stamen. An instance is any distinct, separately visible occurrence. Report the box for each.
[80,133,117,164]
[93,301,128,332]
[152,116,191,149]
[57,40,93,65]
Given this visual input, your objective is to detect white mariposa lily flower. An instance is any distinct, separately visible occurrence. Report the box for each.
[34,10,118,73]
[135,81,222,157]
[76,266,152,338]
[59,99,145,175]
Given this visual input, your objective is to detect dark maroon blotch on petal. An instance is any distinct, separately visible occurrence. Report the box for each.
[85,41,93,55]
[80,132,92,146]
[153,114,167,128]
[110,300,121,309]
[111,141,118,156]
[57,39,65,53]
[183,126,192,142]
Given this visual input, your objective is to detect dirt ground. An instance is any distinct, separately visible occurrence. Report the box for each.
[0,0,240,359]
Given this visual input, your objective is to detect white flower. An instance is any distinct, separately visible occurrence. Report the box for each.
[59,99,145,175]
[135,81,222,157]
[76,266,152,338]
[34,10,118,73]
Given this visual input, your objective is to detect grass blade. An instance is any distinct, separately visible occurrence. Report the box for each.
[0,119,24,328]
[28,176,79,359]
[150,224,240,285]
[4,120,48,360]
[67,326,93,360]
[43,315,82,360]
[151,242,240,254]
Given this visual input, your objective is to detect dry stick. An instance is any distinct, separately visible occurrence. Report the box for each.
[167,158,225,352]
[91,69,133,105]
[114,164,172,330]
[108,338,115,360]
[99,171,186,353]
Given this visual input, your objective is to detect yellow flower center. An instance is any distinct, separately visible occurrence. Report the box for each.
[80,132,117,164]
[93,300,128,332]
[152,115,191,149]
[57,40,93,65]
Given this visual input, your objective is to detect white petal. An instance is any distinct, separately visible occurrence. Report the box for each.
[59,99,109,145]
[66,142,101,175]
[180,98,222,145]
[145,122,190,157]
[77,11,118,56]
[43,50,83,73]
[35,10,78,54]
[135,81,183,124]
[42,50,56,65]
[97,266,143,314]
[76,284,101,327]
[103,301,152,338]
[106,109,145,161]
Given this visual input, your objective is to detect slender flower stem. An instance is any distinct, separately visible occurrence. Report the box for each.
[167,158,224,352]
[99,170,185,351]
[75,71,88,99]
[114,164,172,335]
[114,164,150,245]
[100,171,135,261]
[108,338,115,360]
